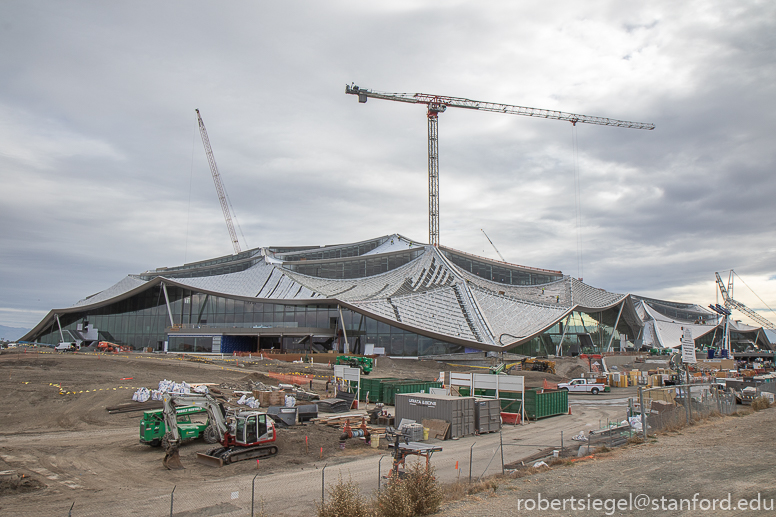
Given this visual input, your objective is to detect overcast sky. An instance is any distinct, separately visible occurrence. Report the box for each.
[1,1,775,329]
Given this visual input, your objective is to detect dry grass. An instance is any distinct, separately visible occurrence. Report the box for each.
[317,464,444,517]
[375,463,443,517]
[751,396,771,412]
[443,478,500,502]
[547,457,573,467]
[316,475,374,517]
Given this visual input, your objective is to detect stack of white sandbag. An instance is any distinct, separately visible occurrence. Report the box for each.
[236,394,261,408]
[132,387,150,402]
[135,379,202,402]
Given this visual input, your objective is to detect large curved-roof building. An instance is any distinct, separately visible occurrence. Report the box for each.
[25,234,651,356]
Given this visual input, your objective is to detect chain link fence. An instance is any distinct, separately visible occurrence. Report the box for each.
[17,427,579,517]
[636,383,736,436]
[15,385,744,516]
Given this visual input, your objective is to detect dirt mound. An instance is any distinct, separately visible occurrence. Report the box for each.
[0,471,45,495]
[275,423,377,461]
[238,372,279,385]
[372,356,445,380]
[553,357,590,380]
[511,371,565,388]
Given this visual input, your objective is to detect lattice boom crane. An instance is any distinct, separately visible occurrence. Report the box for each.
[346,84,655,247]
[196,109,242,255]
[715,271,775,329]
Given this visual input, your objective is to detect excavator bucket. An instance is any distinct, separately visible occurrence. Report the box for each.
[196,452,224,468]
[163,448,184,470]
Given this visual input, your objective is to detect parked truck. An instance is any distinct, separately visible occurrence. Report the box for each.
[557,378,609,394]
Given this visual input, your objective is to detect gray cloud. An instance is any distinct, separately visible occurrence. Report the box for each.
[1,0,775,328]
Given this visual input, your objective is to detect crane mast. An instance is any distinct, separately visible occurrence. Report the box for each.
[196,109,242,255]
[346,84,655,247]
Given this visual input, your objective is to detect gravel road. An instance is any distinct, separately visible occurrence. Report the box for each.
[442,407,776,516]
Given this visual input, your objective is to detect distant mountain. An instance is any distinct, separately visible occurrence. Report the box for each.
[0,324,31,341]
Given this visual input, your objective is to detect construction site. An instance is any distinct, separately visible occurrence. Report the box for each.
[1,341,775,516]
[6,88,776,516]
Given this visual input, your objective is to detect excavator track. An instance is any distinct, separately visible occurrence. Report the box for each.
[196,445,279,468]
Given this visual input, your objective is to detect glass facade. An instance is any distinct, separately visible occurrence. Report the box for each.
[32,285,465,357]
[139,250,263,280]
[442,250,562,285]
[282,249,425,279]
[506,309,624,356]
[277,237,387,261]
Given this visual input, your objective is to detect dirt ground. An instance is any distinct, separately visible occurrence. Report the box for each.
[442,407,776,516]
[0,348,588,515]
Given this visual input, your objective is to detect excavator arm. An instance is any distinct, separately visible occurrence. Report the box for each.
[161,392,228,470]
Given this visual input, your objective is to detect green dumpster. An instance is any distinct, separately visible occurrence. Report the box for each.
[382,380,443,405]
[522,388,568,419]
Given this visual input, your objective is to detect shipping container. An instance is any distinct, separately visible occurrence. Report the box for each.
[474,398,501,433]
[394,393,475,439]
[454,387,523,413]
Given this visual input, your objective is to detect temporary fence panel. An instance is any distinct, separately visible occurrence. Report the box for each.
[334,366,360,409]
[638,384,737,434]
[447,372,525,423]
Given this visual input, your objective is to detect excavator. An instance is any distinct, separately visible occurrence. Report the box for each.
[520,357,557,375]
[161,392,278,470]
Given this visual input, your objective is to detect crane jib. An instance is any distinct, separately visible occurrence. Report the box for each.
[346,83,654,247]
[346,85,655,130]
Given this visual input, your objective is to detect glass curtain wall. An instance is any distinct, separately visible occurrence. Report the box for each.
[507,309,623,356]
[33,285,466,356]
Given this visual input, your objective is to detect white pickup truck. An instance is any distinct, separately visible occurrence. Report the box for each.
[557,378,608,394]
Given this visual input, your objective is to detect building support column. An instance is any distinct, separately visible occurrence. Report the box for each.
[55,314,65,343]
[606,302,625,352]
[557,313,572,356]
[337,305,350,354]
[161,282,175,328]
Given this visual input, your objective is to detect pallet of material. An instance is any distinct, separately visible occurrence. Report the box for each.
[422,418,450,440]
[588,425,632,447]
[311,414,365,425]
[316,398,352,413]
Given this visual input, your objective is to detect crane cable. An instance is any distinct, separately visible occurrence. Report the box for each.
[733,271,776,319]
[185,126,196,264]
[571,124,583,281]
[223,178,249,251]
